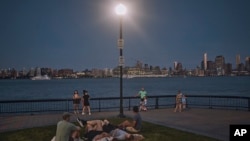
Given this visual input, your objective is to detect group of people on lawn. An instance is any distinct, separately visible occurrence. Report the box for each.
[54,88,186,141]
[53,106,144,141]
[55,88,147,141]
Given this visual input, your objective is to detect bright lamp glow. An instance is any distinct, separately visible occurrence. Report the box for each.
[115,4,127,15]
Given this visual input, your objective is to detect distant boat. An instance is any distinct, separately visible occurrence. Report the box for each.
[31,75,51,80]
[124,75,134,79]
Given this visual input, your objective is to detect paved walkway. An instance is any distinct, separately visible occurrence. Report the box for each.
[1,108,250,141]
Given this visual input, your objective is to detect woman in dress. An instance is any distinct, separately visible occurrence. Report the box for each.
[174,90,183,112]
[72,90,81,114]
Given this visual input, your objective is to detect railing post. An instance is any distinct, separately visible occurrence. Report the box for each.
[98,99,101,112]
[128,98,131,111]
[209,96,212,109]
[67,99,70,112]
[155,97,159,109]
[248,98,250,112]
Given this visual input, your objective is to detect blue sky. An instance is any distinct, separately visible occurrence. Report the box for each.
[0,0,249,71]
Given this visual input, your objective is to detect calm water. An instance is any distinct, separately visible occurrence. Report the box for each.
[0,76,249,100]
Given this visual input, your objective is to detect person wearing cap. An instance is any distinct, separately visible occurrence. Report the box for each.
[55,112,81,141]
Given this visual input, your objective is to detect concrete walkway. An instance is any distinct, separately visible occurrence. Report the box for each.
[1,108,250,141]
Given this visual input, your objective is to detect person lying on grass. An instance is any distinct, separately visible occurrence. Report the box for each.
[77,118,144,141]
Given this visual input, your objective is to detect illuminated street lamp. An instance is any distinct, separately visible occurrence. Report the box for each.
[115,3,126,117]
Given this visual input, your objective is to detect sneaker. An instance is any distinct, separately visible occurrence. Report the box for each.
[88,113,91,115]
[77,118,84,128]
[82,112,85,115]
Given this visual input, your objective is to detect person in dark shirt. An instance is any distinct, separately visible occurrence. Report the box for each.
[81,90,91,115]
[102,119,134,140]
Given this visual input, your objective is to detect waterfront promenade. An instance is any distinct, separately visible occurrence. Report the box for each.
[1,108,250,141]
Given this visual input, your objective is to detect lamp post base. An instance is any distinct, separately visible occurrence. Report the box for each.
[117,113,126,118]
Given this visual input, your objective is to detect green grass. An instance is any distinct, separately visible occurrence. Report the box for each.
[0,118,220,141]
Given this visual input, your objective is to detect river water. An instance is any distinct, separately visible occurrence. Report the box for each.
[0,76,249,100]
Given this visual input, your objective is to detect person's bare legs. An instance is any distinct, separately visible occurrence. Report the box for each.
[92,132,110,141]
[71,130,80,139]
[76,104,79,113]
[174,103,182,112]
[87,106,91,115]
[174,104,178,112]
[82,106,85,115]
[118,120,132,128]
[178,103,182,112]
[86,120,103,131]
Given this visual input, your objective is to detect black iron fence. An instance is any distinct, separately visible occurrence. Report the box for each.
[0,95,250,115]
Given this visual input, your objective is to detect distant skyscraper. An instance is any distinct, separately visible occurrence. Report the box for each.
[174,61,178,70]
[207,61,214,70]
[245,57,250,71]
[236,54,241,68]
[215,55,225,69]
[204,53,207,70]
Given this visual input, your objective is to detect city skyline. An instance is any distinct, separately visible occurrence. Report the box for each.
[1,53,248,72]
[0,0,250,71]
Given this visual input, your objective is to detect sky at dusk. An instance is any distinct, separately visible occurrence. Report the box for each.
[0,0,249,71]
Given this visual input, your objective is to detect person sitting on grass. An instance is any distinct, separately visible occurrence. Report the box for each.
[118,106,142,133]
[55,112,81,141]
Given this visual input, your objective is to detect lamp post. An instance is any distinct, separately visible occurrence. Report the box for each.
[115,3,126,117]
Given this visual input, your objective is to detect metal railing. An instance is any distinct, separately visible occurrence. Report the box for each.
[0,95,249,115]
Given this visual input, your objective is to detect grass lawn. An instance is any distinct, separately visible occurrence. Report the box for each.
[0,117,220,141]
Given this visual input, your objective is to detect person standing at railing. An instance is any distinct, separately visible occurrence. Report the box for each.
[82,90,91,115]
[135,87,147,111]
[72,90,81,114]
[174,90,183,112]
